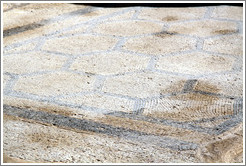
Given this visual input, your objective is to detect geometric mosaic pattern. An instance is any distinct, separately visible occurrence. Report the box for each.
[3,3,243,163]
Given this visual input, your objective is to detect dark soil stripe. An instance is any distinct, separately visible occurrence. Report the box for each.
[3,104,198,151]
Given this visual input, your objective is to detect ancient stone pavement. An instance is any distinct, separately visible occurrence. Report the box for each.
[2,3,244,163]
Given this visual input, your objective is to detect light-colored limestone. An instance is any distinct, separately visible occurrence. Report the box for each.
[199,124,243,163]
[55,25,88,37]
[102,71,186,98]
[3,42,37,55]
[106,10,136,21]
[138,7,207,22]
[3,3,20,12]
[3,28,42,47]
[51,9,134,37]
[93,20,163,36]
[3,115,199,163]
[123,35,196,55]
[59,93,134,113]
[2,4,243,164]
[3,3,87,30]
[143,93,234,122]
[211,6,243,21]
[65,8,124,23]
[42,35,118,55]
[3,52,67,74]
[3,95,102,119]
[194,71,243,97]
[3,153,33,163]
[156,52,235,75]
[64,8,134,24]
[3,75,11,90]
[203,34,243,56]
[168,20,237,37]
[3,4,90,46]
[13,71,96,97]
[70,51,150,75]
[3,16,90,47]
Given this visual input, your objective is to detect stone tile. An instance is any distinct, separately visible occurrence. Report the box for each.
[66,8,132,23]
[3,4,244,163]
[3,75,11,90]
[42,35,118,55]
[43,17,90,37]
[93,20,163,36]
[156,52,235,75]
[3,52,67,74]
[66,8,124,23]
[3,4,87,46]
[168,20,238,37]
[53,10,134,37]
[3,42,37,55]
[59,93,134,113]
[102,71,186,98]
[55,25,88,37]
[13,71,96,97]
[106,10,136,21]
[3,29,40,47]
[143,93,234,122]
[211,6,243,21]
[3,3,87,31]
[70,51,150,75]
[123,35,196,55]
[203,34,243,56]
[3,17,89,47]
[138,7,207,22]
[3,96,102,119]
[194,72,243,97]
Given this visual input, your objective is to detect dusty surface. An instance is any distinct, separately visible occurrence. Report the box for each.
[2,3,244,164]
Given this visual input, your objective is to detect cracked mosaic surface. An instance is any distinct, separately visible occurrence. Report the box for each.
[3,3,244,163]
